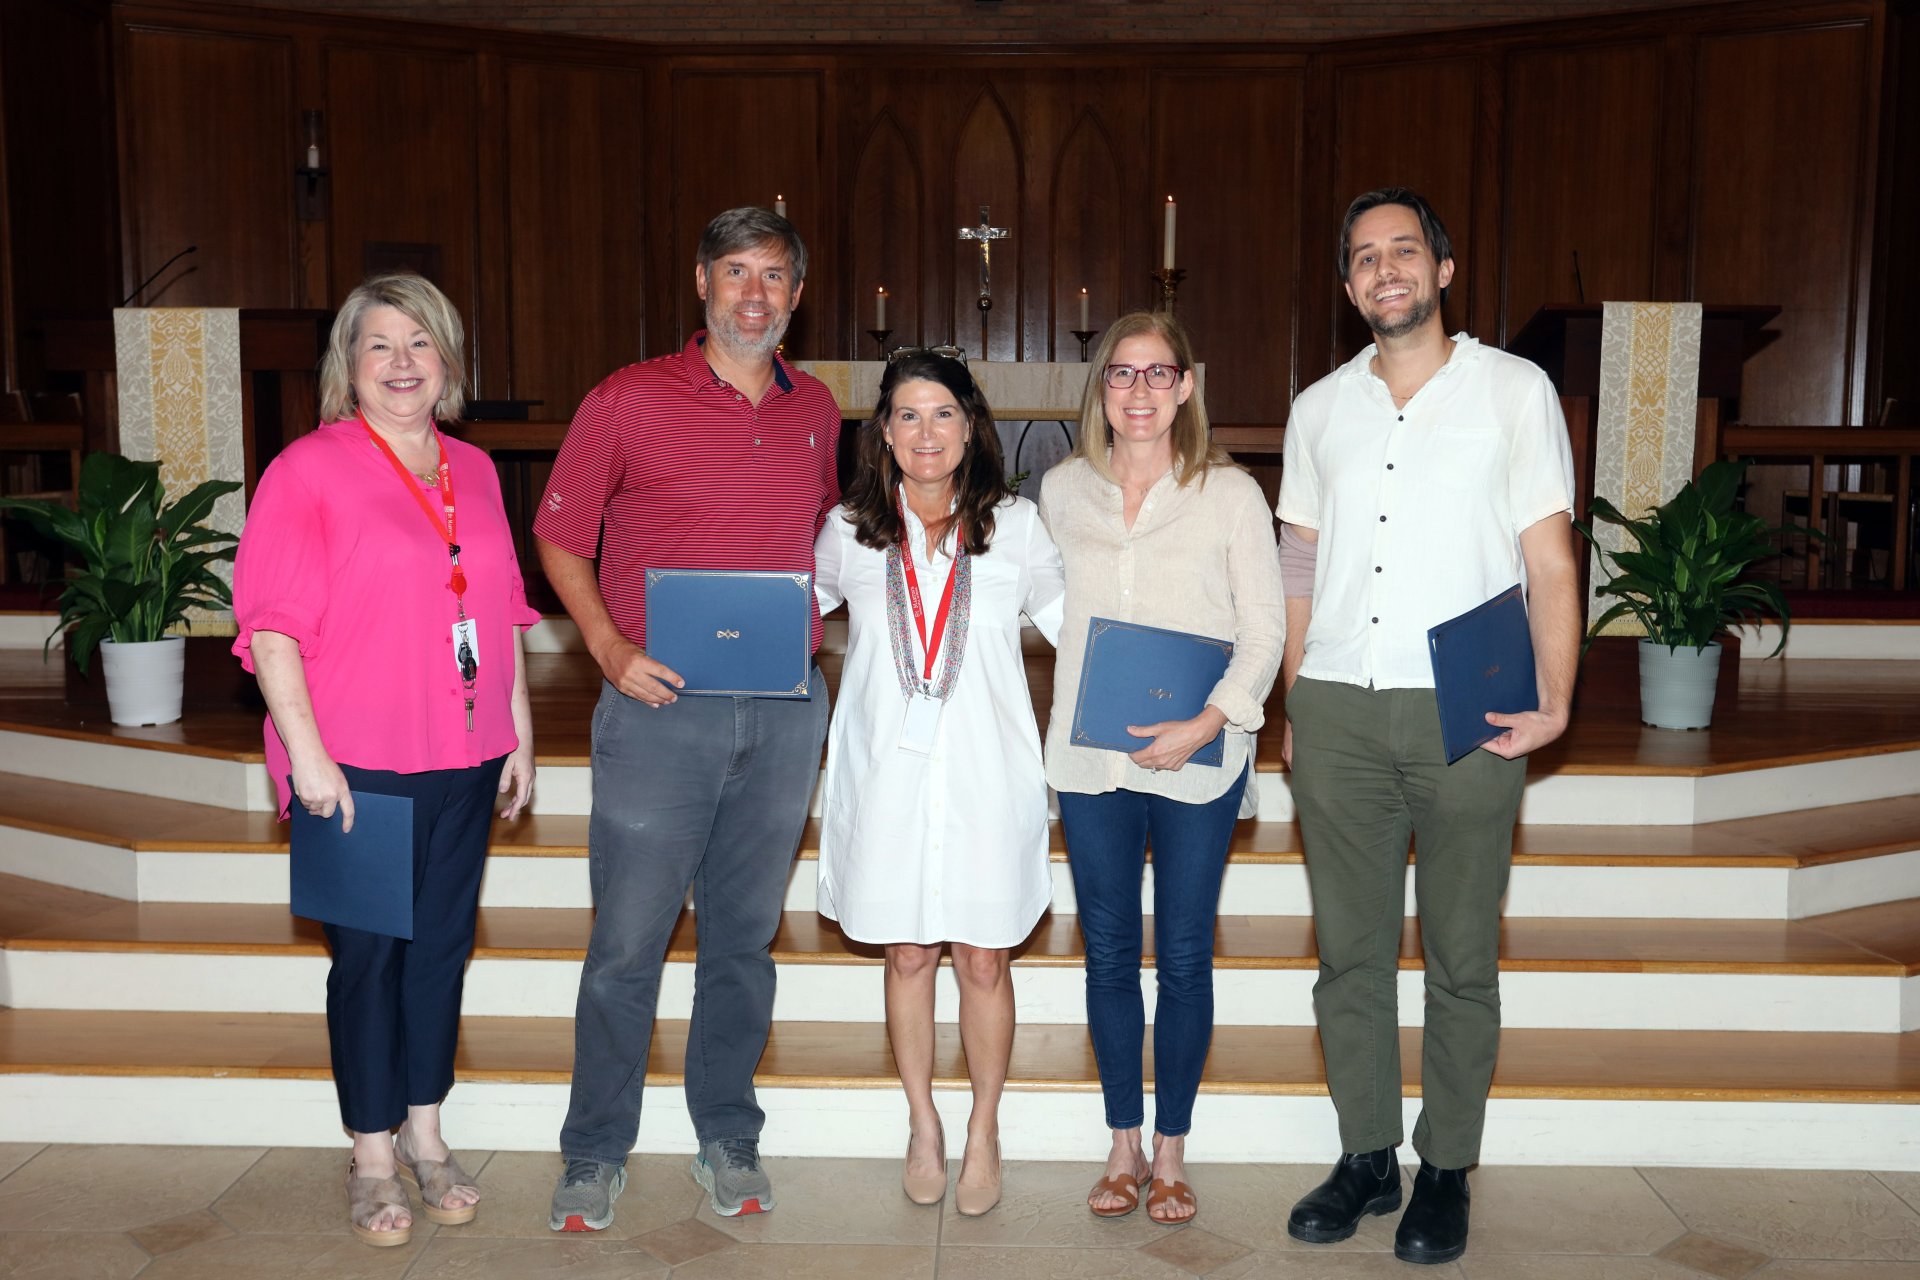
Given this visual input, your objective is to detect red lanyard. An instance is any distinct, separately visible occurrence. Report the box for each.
[361,412,468,606]
[898,499,961,684]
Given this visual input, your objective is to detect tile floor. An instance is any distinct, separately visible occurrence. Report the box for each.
[1,1145,1918,1278]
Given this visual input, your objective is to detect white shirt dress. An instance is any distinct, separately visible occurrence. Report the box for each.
[813,493,1066,947]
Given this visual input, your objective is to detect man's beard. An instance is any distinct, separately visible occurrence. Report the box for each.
[1367,291,1437,340]
[707,303,790,358]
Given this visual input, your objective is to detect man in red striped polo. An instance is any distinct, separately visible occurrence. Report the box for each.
[535,207,841,1232]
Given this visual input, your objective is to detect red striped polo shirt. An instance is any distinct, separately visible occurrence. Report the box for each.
[533,332,842,652]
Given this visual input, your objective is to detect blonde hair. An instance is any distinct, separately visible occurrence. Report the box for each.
[1072,310,1229,486]
[318,273,467,424]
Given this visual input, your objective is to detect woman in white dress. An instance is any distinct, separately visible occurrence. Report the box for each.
[814,351,1064,1218]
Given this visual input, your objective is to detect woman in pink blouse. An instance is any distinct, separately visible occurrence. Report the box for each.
[232,274,538,1247]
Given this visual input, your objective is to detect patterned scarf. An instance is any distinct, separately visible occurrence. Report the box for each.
[885,529,972,701]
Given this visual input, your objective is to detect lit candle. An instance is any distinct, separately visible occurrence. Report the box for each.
[875,286,888,330]
[1162,196,1177,270]
[1078,287,1090,330]
[774,194,787,218]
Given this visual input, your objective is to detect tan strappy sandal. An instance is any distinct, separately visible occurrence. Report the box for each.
[345,1162,413,1247]
[393,1130,480,1226]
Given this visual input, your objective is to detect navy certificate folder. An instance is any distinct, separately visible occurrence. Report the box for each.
[1426,584,1538,765]
[1071,617,1234,767]
[288,787,415,939]
[644,568,814,698]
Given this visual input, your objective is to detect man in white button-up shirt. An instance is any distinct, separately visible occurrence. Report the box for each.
[1276,188,1580,1267]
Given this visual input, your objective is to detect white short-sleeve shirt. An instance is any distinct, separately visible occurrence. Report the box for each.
[1277,334,1574,690]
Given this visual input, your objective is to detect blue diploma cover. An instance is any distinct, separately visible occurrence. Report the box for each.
[288,787,415,939]
[1071,617,1234,767]
[644,568,814,698]
[1426,584,1538,764]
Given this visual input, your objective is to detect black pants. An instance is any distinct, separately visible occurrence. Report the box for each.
[322,757,503,1134]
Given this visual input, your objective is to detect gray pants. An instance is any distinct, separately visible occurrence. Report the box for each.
[559,673,828,1166]
[1286,677,1525,1169]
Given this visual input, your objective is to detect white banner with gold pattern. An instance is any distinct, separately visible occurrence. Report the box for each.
[1588,302,1703,635]
[112,307,246,633]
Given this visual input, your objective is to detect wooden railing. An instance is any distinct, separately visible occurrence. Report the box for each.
[1720,427,1920,590]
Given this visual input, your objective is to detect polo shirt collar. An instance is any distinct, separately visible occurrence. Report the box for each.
[682,330,795,396]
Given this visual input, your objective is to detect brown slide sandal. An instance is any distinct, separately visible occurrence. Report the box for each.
[1146,1176,1197,1225]
[345,1163,413,1247]
[1088,1171,1142,1217]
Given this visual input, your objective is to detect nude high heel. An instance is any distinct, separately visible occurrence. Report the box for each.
[902,1123,948,1205]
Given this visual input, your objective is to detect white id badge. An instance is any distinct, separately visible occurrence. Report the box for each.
[450,617,480,678]
[899,692,943,755]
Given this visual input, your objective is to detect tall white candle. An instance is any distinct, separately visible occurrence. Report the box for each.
[774,194,787,218]
[1162,196,1177,270]
[1078,287,1090,330]
[875,287,888,330]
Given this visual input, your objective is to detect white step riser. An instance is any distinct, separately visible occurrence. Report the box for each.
[0,730,275,811]
[0,1075,1913,1170]
[9,731,1917,825]
[24,839,1919,921]
[1733,621,1920,661]
[8,951,1912,1033]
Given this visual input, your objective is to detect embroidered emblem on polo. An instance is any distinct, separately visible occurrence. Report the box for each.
[546,492,563,512]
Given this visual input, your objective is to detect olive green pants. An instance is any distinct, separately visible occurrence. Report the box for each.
[1286,677,1525,1169]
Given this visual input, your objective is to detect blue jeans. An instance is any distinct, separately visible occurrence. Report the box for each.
[559,673,829,1166]
[322,757,504,1134]
[1058,766,1248,1137]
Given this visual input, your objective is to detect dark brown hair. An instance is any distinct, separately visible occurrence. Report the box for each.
[844,351,1006,556]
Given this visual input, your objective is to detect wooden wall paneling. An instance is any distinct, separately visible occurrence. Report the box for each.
[503,59,648,416]
[1500,40,1664,340]
[949,85,1024,364]
[471,50,507,402]
[667,68,826,355]
[1048,106,1125,364]
[1690,21,1874,426]
[1323,57,1478,368]
[321,44,480,348]
[118,24,296,309]
[1149,68,1305,425]
[847,109,923,353]
[1871,1,1919,419]
[4,0,118,392]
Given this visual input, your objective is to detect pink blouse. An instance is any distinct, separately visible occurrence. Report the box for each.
[233,420,542,815]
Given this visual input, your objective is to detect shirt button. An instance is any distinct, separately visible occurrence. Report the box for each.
[1372,616,1380,623]
[1375,566,1382,573]
[753,437,761,446]
[1386,463,1395,470]
[1397,414,1405,422]
[1379,515,1388,523]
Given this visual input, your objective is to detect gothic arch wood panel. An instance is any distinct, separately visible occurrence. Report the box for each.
[950,86,1024,362]
[849,110,923,352]
[1049,109,1124,363]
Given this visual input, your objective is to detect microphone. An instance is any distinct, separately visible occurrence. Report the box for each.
[119,245,198,307]
[1572,250,1586,304]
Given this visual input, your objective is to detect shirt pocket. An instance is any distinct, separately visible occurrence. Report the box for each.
[1424,426,1506,495]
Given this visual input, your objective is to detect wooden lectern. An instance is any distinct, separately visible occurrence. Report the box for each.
[33,309,330,496]
[31,309,329,712]
[1505,303,1778,527]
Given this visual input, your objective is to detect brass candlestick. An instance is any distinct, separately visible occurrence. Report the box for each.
[1071,329,1099,362]
[1151,268,1186,314]
[867,329,893,358]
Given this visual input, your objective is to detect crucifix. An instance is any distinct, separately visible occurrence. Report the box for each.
[958,204,1010,313]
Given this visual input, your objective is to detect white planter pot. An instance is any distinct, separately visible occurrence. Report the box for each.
[1638,638,1722,731]
[98,636,187,727]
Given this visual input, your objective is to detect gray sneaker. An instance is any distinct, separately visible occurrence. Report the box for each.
[691,1138,774,1216]
[550,1158,627,1232]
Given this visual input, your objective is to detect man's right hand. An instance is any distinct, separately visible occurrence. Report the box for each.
[597,638,684,706]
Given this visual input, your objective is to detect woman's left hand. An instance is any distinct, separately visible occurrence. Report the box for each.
[1127,705,1230,773]
[498,744,535,820]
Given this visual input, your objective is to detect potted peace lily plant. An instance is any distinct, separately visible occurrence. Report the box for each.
[0,451,241,726]
[1576,459,1803,731]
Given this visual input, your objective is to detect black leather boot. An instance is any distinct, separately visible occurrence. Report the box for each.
[1286,1147,1401,1244]
[1393,1163,1470,1264]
